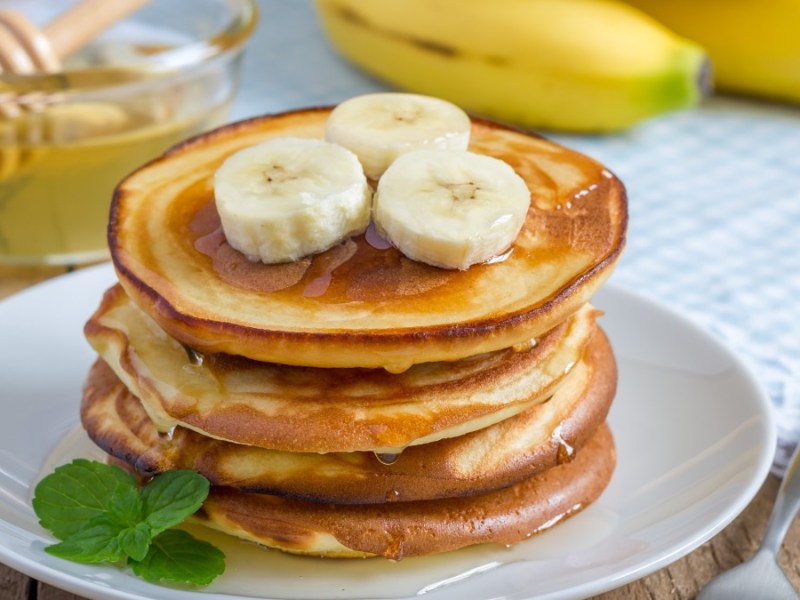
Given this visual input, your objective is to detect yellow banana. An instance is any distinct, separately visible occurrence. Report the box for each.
[314,0,709,132]
[623,0,800,103]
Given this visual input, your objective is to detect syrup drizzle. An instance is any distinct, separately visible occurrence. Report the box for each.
[374,451,403,465]
[303,272,332,297]
[365,221,393,250]
[384,488,401,502]
[194,226,226,256]
[551,424,575,465]
[383,532,406,561]
[182,344,204,366]
[512,337,538,353]
[483,247,514,265]
[165,425,177,441]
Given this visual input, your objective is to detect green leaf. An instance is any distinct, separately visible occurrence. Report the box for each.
[130,529,225,585]
[33,459,138,539]
[141,470,209,535]
[107,484,144,527]
[45,514,126,564]
[118,522,152,562]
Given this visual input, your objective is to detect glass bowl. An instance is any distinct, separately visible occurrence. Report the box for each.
[0,0,258,265]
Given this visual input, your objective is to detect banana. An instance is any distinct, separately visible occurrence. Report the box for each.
[325,92,471,178]
[373,149,530,270]
[623,0,800,103]
[314,0,709,132]
[213,137,371,264]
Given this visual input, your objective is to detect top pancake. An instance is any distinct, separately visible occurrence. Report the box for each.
[110,107,627,369]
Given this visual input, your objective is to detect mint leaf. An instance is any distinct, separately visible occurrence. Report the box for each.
[107,483,144,527]
[118,522,152,562]
[141,470,209,535]
[130,529,225,585]
[45,514,127,564]
[33,459,138,539]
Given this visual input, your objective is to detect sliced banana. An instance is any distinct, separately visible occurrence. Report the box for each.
[214,137,371,264]
[374,149,531,270]
[325,92,471,179]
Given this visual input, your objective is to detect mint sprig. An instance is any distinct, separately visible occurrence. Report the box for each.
[33,460,224,586]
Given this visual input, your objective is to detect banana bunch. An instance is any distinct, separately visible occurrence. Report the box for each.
[314,0,709,132]
[214,93,529,269]
[623,0,800,104]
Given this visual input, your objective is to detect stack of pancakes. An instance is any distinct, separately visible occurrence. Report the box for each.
[81,107,627,559]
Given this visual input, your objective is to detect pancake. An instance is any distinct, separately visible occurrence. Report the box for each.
[81,326,615,503]
[188,424,615,559]
[85,284,599,453]
[109,108,627,369]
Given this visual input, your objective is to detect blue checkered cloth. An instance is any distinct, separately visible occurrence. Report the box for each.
[236,0,800,469]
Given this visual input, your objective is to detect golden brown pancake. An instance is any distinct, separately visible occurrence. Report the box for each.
[85,284,600,453]
[81,326,615,503]
[109,108,627,369]
[188,424,615,559]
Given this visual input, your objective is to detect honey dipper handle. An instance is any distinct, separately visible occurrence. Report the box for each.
[42,0,151,59]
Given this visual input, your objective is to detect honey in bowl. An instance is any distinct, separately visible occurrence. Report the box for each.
[0,98,229,264]
[0,0,258,265]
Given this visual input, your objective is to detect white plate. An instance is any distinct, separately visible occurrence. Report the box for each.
[0,263,775,600]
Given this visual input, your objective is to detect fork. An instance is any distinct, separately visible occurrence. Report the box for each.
[697,442,800,600]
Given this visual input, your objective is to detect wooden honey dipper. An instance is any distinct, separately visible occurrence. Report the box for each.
[0,0,151,76]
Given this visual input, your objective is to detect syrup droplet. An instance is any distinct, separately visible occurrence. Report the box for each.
[483,247,514,265]
[160,425,177,442]
[383,532,406,561]
[194,226,226,255]
[182,344,204,366]
[385,489,401,502]
[301,239,358,297]
[365,221,392,250]
[557,443,574,465]
[374,451,403,465]
[552,424,575,465]
[531,503,582,534]
[512,337,538,353]
[302,272,332,297]
[383,362,413,374]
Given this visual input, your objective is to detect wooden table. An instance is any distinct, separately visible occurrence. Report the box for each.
[1,264,798,600]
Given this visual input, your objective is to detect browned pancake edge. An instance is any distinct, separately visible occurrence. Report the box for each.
[81,325,616,504]
[189,423,616,559]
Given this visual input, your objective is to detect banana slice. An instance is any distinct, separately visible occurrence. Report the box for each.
[374,149,531,270]
[214,137,371,264]
[325,93,471,179]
